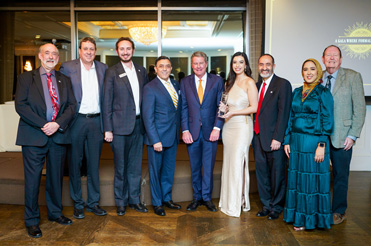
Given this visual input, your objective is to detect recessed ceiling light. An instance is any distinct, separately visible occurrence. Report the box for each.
[190,46,194,49]
[217,49,222,51]
[35,35,41,39]
[150,50,154,53]
[179,51,183,53]
[110,49,113,51]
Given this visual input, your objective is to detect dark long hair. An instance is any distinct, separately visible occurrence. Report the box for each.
[225,52,252,92]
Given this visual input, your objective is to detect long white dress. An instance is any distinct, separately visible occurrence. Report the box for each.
[219,83,253,217]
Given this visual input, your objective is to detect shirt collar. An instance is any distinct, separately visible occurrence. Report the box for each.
[157,76,171,84]
[80,59,95,70]
[40,66,55,76]
[121,61,135,71]
[195,73,207,82]
[324,69,339,80]
[262,73,274,87]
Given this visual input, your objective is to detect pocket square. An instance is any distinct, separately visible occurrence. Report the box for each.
[119,73,127,78]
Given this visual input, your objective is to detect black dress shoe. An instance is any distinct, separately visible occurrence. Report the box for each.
[73,208,85,219]
[129,203,148,213]
[187,199,202,211]
[154,206,166,216]
[256,209,270,217]
[26,225,42,238]
[117,206,126,216]
[49,215,72,225]
[268,211,280,220]
[204,200,217,212]
[163,200,181,210]
[87,205,107,216]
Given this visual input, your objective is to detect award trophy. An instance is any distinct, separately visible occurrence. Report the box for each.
[218,92,228,117]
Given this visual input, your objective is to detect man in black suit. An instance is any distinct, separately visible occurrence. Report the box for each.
[103,37,149,216]
[253,54,292,220]
[15,43,76,238]
[59,37,108,219]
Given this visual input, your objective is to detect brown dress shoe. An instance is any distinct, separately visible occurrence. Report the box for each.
[333,213,346,224]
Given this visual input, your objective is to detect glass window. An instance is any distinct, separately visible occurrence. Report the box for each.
[161,11,245,77]
[75,0,157,7]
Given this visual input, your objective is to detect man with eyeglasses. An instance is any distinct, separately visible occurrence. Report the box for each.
[321,45,366,225]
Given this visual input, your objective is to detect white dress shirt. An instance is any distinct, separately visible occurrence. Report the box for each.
[79,60,100,114]
[122,61,140,115]
[259,73,274,99]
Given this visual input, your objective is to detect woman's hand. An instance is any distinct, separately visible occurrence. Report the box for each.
[284,145,290,158]
[219,101,229,113]
[221,111,233,119]
[314,145,325,163]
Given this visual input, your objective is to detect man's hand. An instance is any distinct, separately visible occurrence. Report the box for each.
[284,145,290,158]
[154,142,163,152]
[270,139,281,151]
[343,137,355,151]
[41,122,60,136]
[105,131,113,142]
[182,131,194,144]
[209,129,220,142]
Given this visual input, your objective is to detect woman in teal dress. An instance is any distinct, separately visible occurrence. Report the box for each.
[283,58,334,231]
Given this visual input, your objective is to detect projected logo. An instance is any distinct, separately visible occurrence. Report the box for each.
[335,22,371,60]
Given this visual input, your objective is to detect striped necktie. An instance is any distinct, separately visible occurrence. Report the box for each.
[326,75,332,90]
[165,81,178,108]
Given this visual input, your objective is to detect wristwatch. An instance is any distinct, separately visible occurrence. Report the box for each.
[319,142,325,147]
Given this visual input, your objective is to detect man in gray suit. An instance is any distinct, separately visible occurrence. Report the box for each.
[60,37,108,219]
[322,45,366,225]
[103,37,149,216]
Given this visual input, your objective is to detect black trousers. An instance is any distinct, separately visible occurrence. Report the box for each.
[22,139,66,226]
[69,114,103,209]
[253,134,287,213]
[330,144,353,215]
[111,118,144,206]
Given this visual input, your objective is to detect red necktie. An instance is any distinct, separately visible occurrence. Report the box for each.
[254,82,266,134]
[46,73,59,121]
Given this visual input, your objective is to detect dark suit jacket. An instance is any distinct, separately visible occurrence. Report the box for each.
[15,67,76,146]
[180,73,224,141]
[103,62,148,135]
[254,74,292,152]
[59,59,108,131]
[142,77,181,147]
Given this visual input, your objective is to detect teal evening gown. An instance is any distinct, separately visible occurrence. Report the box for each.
[283,84,334,229]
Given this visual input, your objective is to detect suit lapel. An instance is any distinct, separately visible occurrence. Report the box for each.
[116,63,134,99]
[157,78,176,109]
[260,75,277,112]
[203,73,213,103]
[332,67,344,96]
[134,63,144,105]
[55,72,64,105]
[190,76,200,104]
[33,69,46,108]
[75,60,83,101]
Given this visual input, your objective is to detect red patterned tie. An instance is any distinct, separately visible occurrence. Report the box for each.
[254,82,266,134]
[46,73,59,121]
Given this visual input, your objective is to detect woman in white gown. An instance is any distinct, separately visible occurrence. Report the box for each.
[219,52,258,217]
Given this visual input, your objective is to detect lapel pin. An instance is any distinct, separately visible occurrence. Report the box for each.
[58,80,61,83]
[119,73,127,78]
[270,91,273,93]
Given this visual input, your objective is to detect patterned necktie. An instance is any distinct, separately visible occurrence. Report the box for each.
[46,73,59,121]
[325,75,332,89]
[165,81,178,108]
[254,82,266,134]
[198,79,204,104]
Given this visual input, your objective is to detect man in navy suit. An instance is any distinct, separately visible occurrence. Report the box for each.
[15,43,76,238]
[59,37,108,219]
[142,56,182,216]
[253,54,292,220]
[103,37,149,216]
[180,51,224,212]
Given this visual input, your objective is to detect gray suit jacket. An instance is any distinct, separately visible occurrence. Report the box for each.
[59,59,108,132]
[325,67,366,148]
